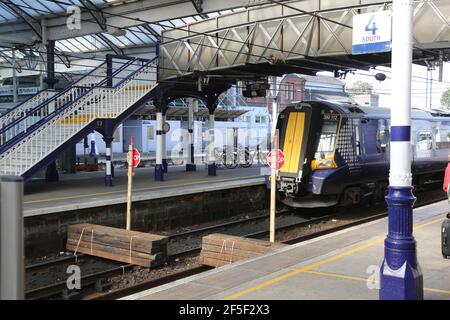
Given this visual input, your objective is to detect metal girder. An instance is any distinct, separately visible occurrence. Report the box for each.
[31,0,271,41]
[79,0,127,55]
[55,49,71,68]
[191,0,203,13]
[97,34,124,55]
[80,0,107,31]
[1,0,41,40]
[158,0,450,81]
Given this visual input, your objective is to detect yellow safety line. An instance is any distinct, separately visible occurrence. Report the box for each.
[301,270,450,296]
[223,217,443,300]
[24,175,262,205]
[302,270,367,281]
[424,287,450,295]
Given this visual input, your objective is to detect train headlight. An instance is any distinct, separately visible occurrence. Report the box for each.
[311,159,337,170]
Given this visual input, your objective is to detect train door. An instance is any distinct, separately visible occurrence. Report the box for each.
[278,103,322,193]
[359,118,388,180]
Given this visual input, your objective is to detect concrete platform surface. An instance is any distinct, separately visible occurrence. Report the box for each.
[24,165,265,217]
[124,200,450,300]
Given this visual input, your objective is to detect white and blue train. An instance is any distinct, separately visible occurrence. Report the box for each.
[274,101,450,208]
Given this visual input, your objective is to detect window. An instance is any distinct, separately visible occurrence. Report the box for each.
[376,120,389,153]
[436,127,450,149]
[255,116,266,124]
[285,83,294,101]
[147,126,154,140]
[315,118,339,160]
[361,119,386,155]
[416,131,432,150]
[355,124,361,156]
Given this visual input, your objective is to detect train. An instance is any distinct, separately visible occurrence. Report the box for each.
[272,100,450,208]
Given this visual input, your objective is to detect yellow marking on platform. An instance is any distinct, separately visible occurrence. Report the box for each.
[24,175,262,205]
[301,270,450,296]
[424,288,450,295]
[223,217,443,300]
[302,270,367,281]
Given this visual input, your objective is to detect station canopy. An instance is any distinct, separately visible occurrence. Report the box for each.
[0,0,245,64]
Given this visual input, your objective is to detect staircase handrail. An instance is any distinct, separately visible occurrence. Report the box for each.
[0,57,156,155]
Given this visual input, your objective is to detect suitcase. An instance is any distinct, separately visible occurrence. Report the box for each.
[443,214,450,259]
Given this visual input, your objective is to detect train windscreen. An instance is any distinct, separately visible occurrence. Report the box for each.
[314,114,340,161]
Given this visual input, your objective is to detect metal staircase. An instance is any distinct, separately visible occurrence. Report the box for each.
[0,56,157,179]
[0,64,107,145]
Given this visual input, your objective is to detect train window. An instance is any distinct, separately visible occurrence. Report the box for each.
[416,131,432,150]
[376,120,389,153]
[355,124,361,156]
[315,119,339,160]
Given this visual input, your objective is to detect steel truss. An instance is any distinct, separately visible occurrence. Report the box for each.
[159,0,450,80]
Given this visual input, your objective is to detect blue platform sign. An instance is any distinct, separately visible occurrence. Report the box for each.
[352,11,392,55]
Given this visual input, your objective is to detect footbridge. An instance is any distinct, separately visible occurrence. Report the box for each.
[158,0,450,81]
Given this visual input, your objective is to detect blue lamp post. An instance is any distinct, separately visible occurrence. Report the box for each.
[380,0,423,300]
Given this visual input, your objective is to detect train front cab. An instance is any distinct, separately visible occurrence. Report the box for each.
[276,102,342,207]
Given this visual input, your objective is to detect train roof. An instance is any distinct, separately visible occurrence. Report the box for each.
[308,100,450,121]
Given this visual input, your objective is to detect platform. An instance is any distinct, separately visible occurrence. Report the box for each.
[124,200,450,300]
[23,165,265,217]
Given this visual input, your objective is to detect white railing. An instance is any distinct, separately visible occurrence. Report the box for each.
[0,62,156,176]
[0,63,108,146]
[0,90,56,135]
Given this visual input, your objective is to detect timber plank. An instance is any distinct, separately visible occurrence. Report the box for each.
[67,232,162,254]
[66,239,164,260]
[66,224,168,267]
[199,234,287,267]
[66,244,159,268]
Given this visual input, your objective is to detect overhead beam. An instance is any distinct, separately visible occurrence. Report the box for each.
[191,0,204,13]
[39,0,272,41]
[0,44,157,70]
[80,0,107,31]
[2,0,41,40]
[97,34,124,55]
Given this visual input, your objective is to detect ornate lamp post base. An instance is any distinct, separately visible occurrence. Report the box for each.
[380,186,423,300]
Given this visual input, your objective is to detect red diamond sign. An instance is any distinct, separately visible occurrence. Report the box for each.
[267,149,285,170]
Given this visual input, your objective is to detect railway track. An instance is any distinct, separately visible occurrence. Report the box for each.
[26,188,446,300]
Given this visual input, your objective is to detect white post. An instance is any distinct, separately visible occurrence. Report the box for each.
[390,1,413,188]
[126,137,134,231]
[270,99,278,243]
[162,113,167,173]
[155,111,164,181]
[12,49,18,104]
[208,112,216,176]
[380,0,423,300]
[186,98,196,171]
